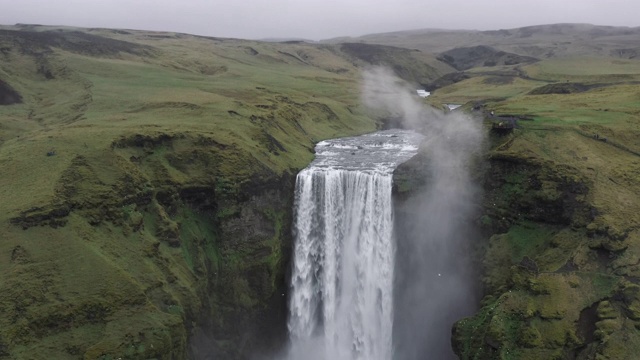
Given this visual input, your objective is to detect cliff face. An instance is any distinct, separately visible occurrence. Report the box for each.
[451,153,595,360]
[3,133,295,359]
[452,142,640,359]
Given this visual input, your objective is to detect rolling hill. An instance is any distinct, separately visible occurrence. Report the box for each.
[2,22,640,360]
[326,23,640,59]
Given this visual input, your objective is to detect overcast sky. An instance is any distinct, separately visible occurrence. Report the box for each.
[1,0,638,40]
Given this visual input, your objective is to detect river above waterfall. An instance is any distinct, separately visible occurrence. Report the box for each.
[310,129,424,172]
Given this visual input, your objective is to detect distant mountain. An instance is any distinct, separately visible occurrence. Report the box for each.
[337,42,454,85]
[437,45,538,70]
[258,37,316,43]
[323,23,640,59]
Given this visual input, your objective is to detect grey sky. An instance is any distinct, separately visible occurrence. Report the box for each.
[1,0,638,40]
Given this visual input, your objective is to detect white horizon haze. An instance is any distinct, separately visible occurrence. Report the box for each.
[0,0,639,41]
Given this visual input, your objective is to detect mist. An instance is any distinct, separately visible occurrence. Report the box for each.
[363,67,485,359]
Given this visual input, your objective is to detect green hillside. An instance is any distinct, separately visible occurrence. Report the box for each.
[2,22,640,360]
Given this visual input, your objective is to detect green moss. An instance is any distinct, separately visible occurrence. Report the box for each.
[454,312,493,358]
[502,172,527,198]
[166,305,184,316]
[121,203,136,218]
[231,277,258,309]
[177,207,221,272]
[594,319,620,340]
[588,273,619,299]
[596,301,617,320]
[506,222,556,262]
[518,325,543,348]
[625,299,640,320]
[215,179,241,199]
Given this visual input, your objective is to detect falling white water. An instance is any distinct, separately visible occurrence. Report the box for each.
[288,130,422,360]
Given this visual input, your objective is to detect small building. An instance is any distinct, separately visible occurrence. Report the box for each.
[416,90,431,98]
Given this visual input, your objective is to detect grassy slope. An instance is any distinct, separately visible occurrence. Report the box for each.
[0,26,452,359]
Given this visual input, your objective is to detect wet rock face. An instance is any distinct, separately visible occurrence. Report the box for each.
[453,155,596,358]
[0,80,22,105]
[114,146,295,359]
[196,177,294,359]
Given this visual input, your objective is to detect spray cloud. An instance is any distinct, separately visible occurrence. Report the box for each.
[363,66,485,359]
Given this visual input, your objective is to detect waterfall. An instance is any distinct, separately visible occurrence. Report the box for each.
[289,169,394,360]
[287,130,422,360]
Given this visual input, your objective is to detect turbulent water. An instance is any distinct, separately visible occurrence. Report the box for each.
[288,130,423,360]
